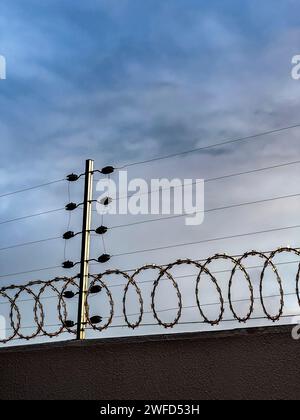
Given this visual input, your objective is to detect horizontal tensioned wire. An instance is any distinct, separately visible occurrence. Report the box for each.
[2,124,300,206]
[0,179,66,199]
[0,208,65,226]
[117,124,300,169]
[106,192,300,230]
[95,225,300,259]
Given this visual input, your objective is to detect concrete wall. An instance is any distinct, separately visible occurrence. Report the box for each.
[0,326,299,400]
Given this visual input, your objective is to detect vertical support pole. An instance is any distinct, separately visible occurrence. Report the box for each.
[77,159,94,340]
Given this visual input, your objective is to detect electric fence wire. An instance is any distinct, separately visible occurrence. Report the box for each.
[97,292,300,322]
[3,312,298,344]
[0,208,65,226]
[1,158,300,227]
[1,124,300,333]
[0,236,62,252]
[0,179,66,199]
[99,174,110,255]
[0,265,63,279]
[2,123,300,201]
[89,224,300,260]
[1,162,298,255]
[101,314,300,330]
[96,159,300,203]
[90,258,300,287]
[104,192,300,231]
[3,313,300,336]
[64,181,72,261]
[117,123,300,169]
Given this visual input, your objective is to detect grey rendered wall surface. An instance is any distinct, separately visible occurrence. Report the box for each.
[0,326,299,400]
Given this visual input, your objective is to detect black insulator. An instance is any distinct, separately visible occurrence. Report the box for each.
[101,166,115,175]
[63,291,75,299]
[95,226,108,235]
[64,320,75,328]
[90,315,103,325]
[90,285,102,294]
[98,254,111,264]
[99,197,112,206]
[67,173,79,182]
[63,231,75,240]
[65,202,77,211]
[62,261,75,269]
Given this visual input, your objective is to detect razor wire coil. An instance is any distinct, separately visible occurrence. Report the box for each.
[0,247,299,344]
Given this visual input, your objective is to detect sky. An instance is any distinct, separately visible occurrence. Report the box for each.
[1,0,300,344]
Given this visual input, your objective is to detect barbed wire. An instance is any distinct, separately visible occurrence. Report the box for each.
[1,257,298,307]
[0,247,299,345]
